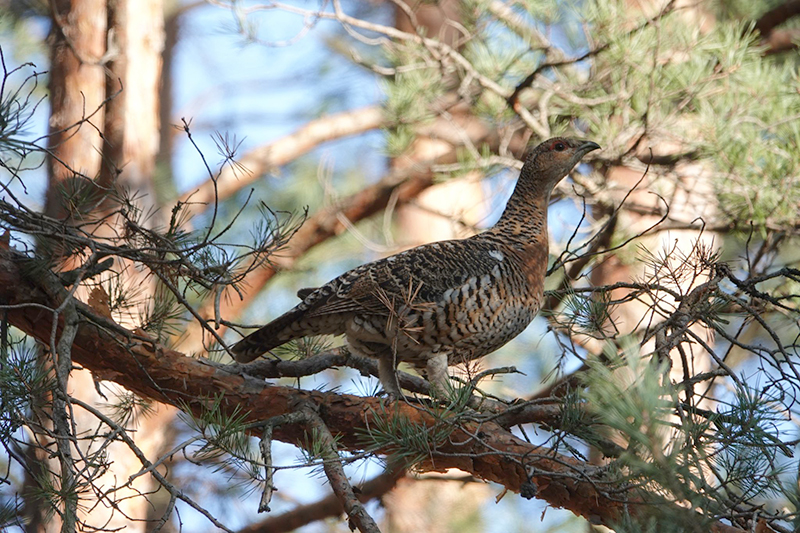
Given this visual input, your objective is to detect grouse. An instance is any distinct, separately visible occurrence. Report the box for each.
[231,137,600,397]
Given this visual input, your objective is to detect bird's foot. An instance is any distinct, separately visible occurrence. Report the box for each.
[378,389,400,404]
[378,389,430,407]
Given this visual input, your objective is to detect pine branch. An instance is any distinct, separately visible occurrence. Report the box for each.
[68,398,236,533]
[507,0,678,108]
[0,246,755,532]
[239,347,431,395]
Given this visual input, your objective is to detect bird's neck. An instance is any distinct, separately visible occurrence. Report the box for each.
[490,177,552,247]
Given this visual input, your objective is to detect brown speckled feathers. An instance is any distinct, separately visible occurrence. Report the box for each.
[231,137,600,396]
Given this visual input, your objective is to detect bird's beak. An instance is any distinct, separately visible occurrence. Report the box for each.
[579,140,601,155]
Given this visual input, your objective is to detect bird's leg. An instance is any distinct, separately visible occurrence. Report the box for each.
[378,353,402,401]
[426,352,450,397]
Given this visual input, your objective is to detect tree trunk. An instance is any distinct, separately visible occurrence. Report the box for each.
[38,1,165,531]
[45,0,107,220]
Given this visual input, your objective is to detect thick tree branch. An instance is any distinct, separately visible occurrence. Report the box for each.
[0,248,750,532]
[754,1,800,54]
[755,1,800,36]
[242,348,565,429]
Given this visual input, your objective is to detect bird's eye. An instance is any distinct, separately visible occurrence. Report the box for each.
[554,142,566,152]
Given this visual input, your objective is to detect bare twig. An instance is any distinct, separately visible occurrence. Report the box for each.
[298,402,381,533]
[70,399,236,533]
[239,467,403,533]
[175,105,386,217]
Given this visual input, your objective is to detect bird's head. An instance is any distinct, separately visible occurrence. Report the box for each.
[522,137,600,190]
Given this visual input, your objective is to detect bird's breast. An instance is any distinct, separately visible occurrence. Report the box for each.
[433,268,541,360]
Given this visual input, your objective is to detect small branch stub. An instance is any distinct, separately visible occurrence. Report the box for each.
[259,422,276,513]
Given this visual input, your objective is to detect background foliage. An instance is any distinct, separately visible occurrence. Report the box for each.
[0,0,799,532]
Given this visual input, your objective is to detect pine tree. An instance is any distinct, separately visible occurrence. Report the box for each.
[0,1,798,531]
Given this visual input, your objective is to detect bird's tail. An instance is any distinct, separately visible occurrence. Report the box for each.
[230,308,306,363]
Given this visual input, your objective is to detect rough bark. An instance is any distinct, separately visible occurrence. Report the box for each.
[0,249,748,532]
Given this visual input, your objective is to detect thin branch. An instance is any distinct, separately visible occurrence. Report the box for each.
[238,467,403,533]
[507,0,677,107]
[174,105,386,217]
[298,402,381,533]
[69,398,235,533]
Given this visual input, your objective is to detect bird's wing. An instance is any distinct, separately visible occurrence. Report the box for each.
[298,237,507,318]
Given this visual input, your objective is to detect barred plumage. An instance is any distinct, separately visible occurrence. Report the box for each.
[232,137,600,397]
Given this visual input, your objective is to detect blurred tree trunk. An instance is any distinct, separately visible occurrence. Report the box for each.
[583,2,720,531]
[593,1,718,384]
[45,0,107,219]
[145,2,201,530]
[33,1,166,531]
[26,2,108,530]
[382,2,496,530]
